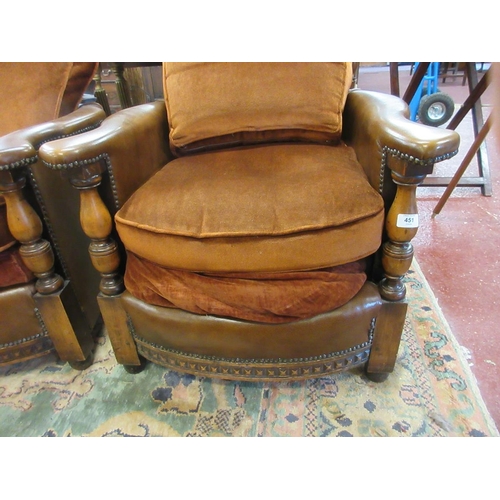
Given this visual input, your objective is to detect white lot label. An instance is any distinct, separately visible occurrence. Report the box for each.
[397,214,419,228]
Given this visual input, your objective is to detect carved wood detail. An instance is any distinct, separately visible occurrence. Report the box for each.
[0,173,64,295]
[380,171,424,302]
[64,162,124,296]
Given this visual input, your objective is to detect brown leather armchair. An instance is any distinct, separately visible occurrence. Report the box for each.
[39,63,460,381]
[0,63,106,369]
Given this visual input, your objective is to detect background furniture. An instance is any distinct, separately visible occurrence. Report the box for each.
[0,62,106,368]
[40,63,460,382]
[390,62,492,197]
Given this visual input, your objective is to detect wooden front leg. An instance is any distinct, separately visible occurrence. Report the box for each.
[366,171,425,381]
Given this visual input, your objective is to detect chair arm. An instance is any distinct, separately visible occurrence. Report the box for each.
[39,100,172,209]
[0,104,106,171]
[343,89,460,194]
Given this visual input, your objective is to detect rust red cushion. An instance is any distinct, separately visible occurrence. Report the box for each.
[0,245,34,288]
[124,252,368,323]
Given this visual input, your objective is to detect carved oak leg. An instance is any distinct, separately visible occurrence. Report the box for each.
[0,172,93,369]
[366,172,424,381]
[65,162,145,373]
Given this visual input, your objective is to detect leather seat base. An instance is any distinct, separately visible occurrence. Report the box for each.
[120,282,382,381]
[0,283,55,366]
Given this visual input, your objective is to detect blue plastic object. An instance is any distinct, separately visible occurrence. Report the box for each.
[409,62,441,121]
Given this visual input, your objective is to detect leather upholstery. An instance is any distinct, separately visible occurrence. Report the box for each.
[0,62,102,367]
[121,282,381,361]
[0,283,41,344]
[38,62,462,380]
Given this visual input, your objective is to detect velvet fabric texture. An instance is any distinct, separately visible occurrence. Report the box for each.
[59,63,98,117]
[115,143,384,272]
[0,246,34,288]
[0,63,72,137]
[163,63,352,153]
[124,252,367,324]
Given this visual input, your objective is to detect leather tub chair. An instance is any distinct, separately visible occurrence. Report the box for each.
[0,62,106,369]
[39,63,460,381]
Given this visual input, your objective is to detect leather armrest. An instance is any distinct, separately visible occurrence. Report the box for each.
[343,89,460,192]
[39,101,172,208]
[0,104,106,170]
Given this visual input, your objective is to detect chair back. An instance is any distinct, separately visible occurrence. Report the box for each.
[0,62,97,136]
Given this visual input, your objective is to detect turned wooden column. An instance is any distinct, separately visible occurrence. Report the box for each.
[366,170,425,381]
[93,64,112,116]
[63,160,142,369]
[65,162,123,297]
[379,171,425,302]
[0,173,63,295]
[111,63,132,110]
[0,169,93,367]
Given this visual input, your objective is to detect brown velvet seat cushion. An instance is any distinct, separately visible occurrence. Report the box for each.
[124,252,367,323]
[115,143,385,273]
[163,62,352,153]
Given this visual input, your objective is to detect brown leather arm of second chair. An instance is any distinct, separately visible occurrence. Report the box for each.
[0,104,106,169]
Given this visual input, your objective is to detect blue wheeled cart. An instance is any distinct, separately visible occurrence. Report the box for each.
[409,62,455,127]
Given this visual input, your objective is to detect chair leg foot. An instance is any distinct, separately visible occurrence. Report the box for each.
[365,369,390,383]
[69,351,94,371]
[123,356,147,374]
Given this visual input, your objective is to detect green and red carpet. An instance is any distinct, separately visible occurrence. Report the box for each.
[0,260,497,437]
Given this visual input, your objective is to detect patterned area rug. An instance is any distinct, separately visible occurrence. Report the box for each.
[0,260,498,437]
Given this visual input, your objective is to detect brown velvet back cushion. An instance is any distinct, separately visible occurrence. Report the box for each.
[0,62,71,136]
[59,62,98,116]
[0,62,97,136]
[163,62,352,153]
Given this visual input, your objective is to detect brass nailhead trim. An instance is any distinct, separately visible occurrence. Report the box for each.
[379,146,459,193]
[127,314,376,365]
